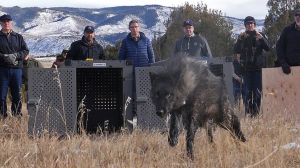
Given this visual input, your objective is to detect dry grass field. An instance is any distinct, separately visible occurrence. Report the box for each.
[0,106,300,168]
[1,61,299,167]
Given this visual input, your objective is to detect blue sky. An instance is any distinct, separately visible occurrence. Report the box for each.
[1,0,269,19]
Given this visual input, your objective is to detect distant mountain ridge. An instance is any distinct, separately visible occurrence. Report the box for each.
[0,5,264,56]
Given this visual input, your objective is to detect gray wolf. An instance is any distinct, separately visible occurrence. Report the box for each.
[150,56,246,159]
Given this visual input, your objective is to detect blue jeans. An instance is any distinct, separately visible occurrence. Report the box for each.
[243,70,262,117]
[0,67,23,117]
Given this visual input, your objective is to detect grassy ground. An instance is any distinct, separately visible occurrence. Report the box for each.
[5,58,297,167]
[0,105,300,168]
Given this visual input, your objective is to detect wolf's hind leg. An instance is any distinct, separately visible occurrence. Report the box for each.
[220,113,246,142]
[231,114,246,142]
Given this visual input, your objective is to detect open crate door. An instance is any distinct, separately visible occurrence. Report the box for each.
[135,66,167,131]
[28,68,77,136]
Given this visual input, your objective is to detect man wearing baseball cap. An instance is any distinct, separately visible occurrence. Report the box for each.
[174,19,212,58]
[234,16,270,117]
[66,25,104,62]
[0,14,29,118]
[276,8,300,75]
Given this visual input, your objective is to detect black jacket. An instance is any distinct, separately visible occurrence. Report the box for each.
[276,22,300,66]
[174,34,212,58]
[0,31,29,68]
[66,36,104,60]
[234,31,270,71]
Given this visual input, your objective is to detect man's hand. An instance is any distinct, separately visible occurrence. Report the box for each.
[256,31,263,40]
[237,77,243,84]
[281,63,291,75]
[1,53,18,66]
[24,54,29,61]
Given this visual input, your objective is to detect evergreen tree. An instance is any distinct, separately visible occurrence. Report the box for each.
[152,3,234,60]
[104,40,122,60]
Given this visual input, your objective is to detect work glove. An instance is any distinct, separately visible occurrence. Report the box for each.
[281,63,291,75]
[0,53,18,66]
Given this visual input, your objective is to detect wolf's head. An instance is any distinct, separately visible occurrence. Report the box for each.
[149,56,211,118]
[149,72,187,118]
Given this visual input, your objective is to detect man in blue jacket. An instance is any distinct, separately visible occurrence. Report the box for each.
[119,20,155,117]
[118,19,155,67]
[0,14,29,118]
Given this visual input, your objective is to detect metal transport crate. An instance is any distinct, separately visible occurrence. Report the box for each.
[27,60,133,136]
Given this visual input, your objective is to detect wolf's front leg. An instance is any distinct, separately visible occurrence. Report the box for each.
[168,111,180,147]
[206,119,214,143]
[185,116,196,160]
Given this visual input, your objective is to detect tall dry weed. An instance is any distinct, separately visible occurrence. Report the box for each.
[1,66,298,167]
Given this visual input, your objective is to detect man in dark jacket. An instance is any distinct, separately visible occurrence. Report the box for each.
[0,14,29,118]
[118,19,155,67]
[66,26,104,62]
[276,9,300,74]
[234,16,270,117]
[174,19,212,58]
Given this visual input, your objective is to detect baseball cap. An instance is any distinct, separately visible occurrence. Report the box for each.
[84,26,95,33]
[0,14,12,22]
[244,16,256,25]
[183,19,193,27]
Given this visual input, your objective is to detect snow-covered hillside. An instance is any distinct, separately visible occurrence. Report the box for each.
[0,5,264,56]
